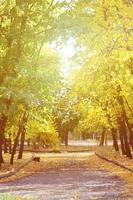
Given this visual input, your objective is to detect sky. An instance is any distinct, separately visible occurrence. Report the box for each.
[50,37,77,78]
[59,38,76,78]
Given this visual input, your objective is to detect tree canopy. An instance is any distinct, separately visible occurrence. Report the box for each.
[0,0,133,164]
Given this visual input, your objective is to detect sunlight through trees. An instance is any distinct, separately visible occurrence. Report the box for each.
[0,0,133,167]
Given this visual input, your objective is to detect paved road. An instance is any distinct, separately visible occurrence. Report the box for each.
[0,167,130,200]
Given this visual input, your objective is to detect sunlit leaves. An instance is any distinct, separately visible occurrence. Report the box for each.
[66,0,133,138]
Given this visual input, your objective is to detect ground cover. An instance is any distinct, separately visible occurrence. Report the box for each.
[0,153,32,176]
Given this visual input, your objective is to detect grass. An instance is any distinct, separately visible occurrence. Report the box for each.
[0,194,39,200]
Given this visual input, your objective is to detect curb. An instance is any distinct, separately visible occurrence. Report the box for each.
[24,149,62,153]
[0,155,35,179]
[95,152,133,173]
[24,149,93,153]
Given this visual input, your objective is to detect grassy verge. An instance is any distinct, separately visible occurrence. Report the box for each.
[96,146,133,170]
[0,194,39,200]
[24,144,97,153]
[95,146,133,195]
[0,152,94,183]
[0,152,32,176]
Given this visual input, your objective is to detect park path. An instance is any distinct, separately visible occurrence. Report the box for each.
[0,152,131,200]
[0,168,130,200]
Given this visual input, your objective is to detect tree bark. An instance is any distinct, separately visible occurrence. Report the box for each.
[117,87,132,158]
[4,138,8,153]
[17,128,26,159]
[10,124,22,165]
[65,132,68,146]
[119,129,126,155]
[0,115,8,164]
[99,130,105,146]
[18,112,28,159]
[111,128,119,152]
[123,111,133,148]
[118,117,132,159]
[27,139,31,146]
[10,111,27,164]
[9,138,12,154]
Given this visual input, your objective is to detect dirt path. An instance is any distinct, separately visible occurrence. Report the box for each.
[0,167,131,200]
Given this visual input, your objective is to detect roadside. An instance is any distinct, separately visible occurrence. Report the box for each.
[0,153,32,177]
[0,153,33,180]
[96,146,133,171]
[95,147,133,195]
[0,152,95,183]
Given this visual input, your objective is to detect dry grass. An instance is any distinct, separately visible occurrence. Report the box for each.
[0,152,32,175]
[95,146,133,195]
[97,146,133,170]
[24,144,97,153]
[0,153,94,183]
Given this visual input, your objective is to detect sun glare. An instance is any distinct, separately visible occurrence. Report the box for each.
[50,38,76,78]
[59,38,76,78]
[61,44,75,58]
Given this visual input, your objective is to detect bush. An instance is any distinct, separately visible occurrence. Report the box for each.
[27,120,60,149]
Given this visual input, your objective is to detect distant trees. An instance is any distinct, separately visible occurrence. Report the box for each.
[53,88,80,146]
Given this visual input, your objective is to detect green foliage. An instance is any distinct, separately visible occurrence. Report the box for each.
[53,87,80,142]
[62,0,133,139]
[0,194,39,200]
[0,0,133,156]
[0,0,68,154]
[27,118,59,148]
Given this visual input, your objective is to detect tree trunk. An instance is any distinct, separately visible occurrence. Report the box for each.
[99,130,105,146]
[119,130,126,155]
[32,141,36,150]
[65,132,68,146]
[18,112,28,159]
[9,139,12,154]
[117,89,132,158]
[118,117,132,159]
[111,128,119,152]
[123,111,133,148]
[10,125,22,165]
[0,115,8,164]
[10,111,27,164]
[4,138,8,153]
[105,133,107,146]
[18,128,26,159]
[0,140,4,164]
[27,139,31,146]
